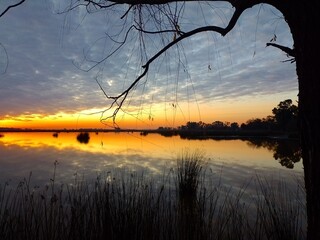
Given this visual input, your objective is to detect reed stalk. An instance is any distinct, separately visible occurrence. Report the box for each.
[0,152,306,240]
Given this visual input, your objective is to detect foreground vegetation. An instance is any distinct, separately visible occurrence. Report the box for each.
[0,152,306,240]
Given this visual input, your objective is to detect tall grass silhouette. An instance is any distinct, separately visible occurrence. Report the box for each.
[0,151,306,240]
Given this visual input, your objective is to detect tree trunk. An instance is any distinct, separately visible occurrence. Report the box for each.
[300,47,320,239]
[283,1,320,239]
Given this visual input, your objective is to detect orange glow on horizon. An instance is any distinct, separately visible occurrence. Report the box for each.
[0,93,298,130]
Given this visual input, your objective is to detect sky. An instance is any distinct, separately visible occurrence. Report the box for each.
[0,1,298,129]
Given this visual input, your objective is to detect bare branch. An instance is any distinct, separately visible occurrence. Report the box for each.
[68,0,260,126]
[0,0,26,18]
[75,22,184,72]
[133,25,185,35]
[57,0,119,14]
[0,43,9,74]
[107,0,268,6]
[83,0,119,9]
[266,42,295,57]
[75,25,136,72]
[0,0,26,74]
[103,4,247,124]
[109,0,214,4]
[282,58,296,63]
[121,4,135,19]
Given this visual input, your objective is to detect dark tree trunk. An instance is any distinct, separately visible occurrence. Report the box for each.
[299,39,320,239]
[281,1,320,239]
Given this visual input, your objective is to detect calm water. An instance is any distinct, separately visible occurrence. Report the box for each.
[0,132,303,191]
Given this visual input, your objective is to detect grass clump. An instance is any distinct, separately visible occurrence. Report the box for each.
[177,149,204,203]
[0,152,306,240]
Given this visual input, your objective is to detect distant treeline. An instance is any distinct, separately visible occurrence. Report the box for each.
[159,99,298,133]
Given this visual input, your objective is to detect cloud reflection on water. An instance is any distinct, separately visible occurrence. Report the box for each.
[0,132,303,193]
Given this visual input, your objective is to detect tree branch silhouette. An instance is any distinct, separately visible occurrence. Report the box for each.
[100,3,247,123]
[0,0,26,18]
[49,1,320,238]
[0,0,26,74]
[266,42,295,57]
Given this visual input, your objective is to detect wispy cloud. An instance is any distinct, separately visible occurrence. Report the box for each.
[0,1,297,124]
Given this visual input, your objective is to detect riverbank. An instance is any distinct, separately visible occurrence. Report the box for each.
[0,127,299,140]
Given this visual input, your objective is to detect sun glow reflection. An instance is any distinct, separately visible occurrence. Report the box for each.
[0,132,303,185]
[1,131,275,166]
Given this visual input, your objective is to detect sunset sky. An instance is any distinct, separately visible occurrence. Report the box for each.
[0,1,298,130]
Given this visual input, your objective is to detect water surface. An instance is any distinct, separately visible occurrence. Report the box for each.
[0,132,303,191]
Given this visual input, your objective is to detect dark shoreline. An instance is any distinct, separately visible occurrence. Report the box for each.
[0,128,299,140]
